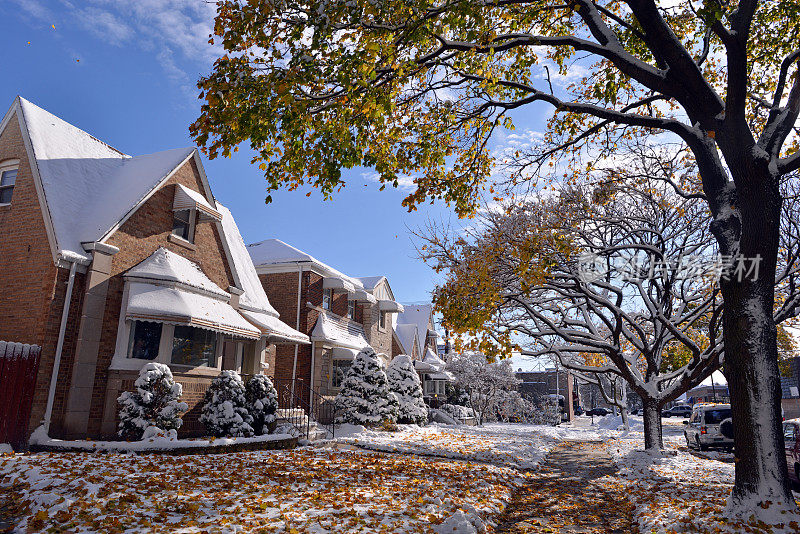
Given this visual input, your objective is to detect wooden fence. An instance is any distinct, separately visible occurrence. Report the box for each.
[0,341,41,450]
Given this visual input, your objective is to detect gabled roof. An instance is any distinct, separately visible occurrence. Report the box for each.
[355,276,385,291]
[125,247,228,299]
[395,303,435,357]
[1,97,201,263]
[247,238,363,288]
[216,204,279,317]
[393,323,418,357]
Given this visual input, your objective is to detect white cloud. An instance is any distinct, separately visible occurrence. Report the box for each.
[13,0,222,102]
[362,171,418,192]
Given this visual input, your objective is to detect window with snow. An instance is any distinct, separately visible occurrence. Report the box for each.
[378,311,387,329]
[172,209,195,242]
[127,321,163,360]
[331,359,351,388]
[347,300,356,320]
[171,325,217,367]
[0,163,18,205]
[322,288,333,310]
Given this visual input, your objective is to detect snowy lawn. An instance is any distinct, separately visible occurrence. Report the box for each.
[0,446,526,533]
[604,417,800,534]
[333,422,572,469]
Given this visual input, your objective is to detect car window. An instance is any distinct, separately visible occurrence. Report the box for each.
[705,409,732,424]
[785,424,797,443]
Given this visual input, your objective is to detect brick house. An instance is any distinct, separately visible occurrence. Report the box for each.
[393,304,453,404]
[0,97,307,441]
[246,239,405,399]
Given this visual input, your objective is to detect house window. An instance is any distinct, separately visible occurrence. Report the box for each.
[172,209,195,242]
[171,325,217,367]
[127,321,163,360]
[332,359,352,388]
[347,300,356,320]
[424,380,444,396]
[322,288,333,310]
[0,167,17,205]
[379,311,387,329]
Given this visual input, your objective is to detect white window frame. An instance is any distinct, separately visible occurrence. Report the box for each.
[111,283,223,371]
[330,355,352,390]
[378,311,387,330]
[322,288,333,310]
[171,208,197,243]
[0,160,20,206]
[347,299,356,320]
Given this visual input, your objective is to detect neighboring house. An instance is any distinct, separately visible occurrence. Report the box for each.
[247,239,404,399]
[0,97,307,441]
[393,304,453,404]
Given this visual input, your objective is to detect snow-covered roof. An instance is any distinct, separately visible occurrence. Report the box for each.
[395,304,435,357]
[394,324,417,356]
[423,347,446,369]
[247,239,363,289]
[240,309,310,344]
[125,248,229,299]
[310,311,371,350]
[8,97,198,262]
[355,276,385,290]
[216,204,278,317]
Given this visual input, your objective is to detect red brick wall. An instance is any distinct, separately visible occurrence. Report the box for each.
[89,158,237,437]
[0,111,90,437]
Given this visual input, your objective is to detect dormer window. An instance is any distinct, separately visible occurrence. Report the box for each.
[347,299,356,320]
[322,288,333,310]
[172,209,195,242]
[0,161,19,205]
[171,184,222,244]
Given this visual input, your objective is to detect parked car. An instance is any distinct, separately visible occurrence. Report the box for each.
[684,404,734,451]
[784,419,800,486]
[573,405,584,416]
[629,407,640,415]
[586,407,611,416]
[662,405,693,418]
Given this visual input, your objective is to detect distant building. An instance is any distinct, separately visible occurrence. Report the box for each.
[516,369,576,421]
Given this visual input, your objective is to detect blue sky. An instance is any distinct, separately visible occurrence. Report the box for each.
[1,1,556,365]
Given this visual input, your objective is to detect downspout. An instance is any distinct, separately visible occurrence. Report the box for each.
[43,259,78,434]
[291,263,303,403]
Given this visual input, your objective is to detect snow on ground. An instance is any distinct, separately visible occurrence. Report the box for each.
[0,446,525,533]
[333,422,572,469]
[604,417,800,534]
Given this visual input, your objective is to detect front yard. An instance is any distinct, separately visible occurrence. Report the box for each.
[3,419,799,533]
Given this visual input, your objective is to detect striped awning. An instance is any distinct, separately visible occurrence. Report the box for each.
[173,184,222,221]
[126,282,260,339]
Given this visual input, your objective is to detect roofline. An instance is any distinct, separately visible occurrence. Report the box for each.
[97,149,198,245]
[250,240,364,288]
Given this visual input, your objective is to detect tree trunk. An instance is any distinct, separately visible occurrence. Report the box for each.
[714,164,797,516]
[722,270,795,513]
[620,404,630,431]
[642,398,662,450]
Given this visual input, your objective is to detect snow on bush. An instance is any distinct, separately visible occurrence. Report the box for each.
[200,370,254,437]
[117,362,188,440]
[387,355,428,425]
[597,414,644,432]
[335,348,399,426]
[246,374,279,435]
[441,403,475,420]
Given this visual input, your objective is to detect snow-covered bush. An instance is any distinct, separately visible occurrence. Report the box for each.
[200,370,254,437]
[387,355,428,425]
[335,348,399,426]
[246,374,279,435]
[117,362,188,440]
[446,353,520,425]
[441,403,475,421]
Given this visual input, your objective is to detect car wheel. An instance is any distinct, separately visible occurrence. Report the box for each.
[685,433,693,449]
[696,436,708,451]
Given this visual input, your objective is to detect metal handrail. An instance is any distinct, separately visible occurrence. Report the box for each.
[275,380,338,440]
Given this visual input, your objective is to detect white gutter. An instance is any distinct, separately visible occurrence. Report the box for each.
[43,259,79,433]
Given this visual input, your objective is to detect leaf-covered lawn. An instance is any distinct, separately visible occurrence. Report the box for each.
[1,447,525,533]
